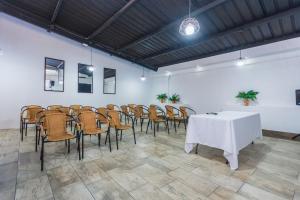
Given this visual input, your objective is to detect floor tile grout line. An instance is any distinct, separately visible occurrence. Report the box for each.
[69,161,97,200]
[14,130,21,200]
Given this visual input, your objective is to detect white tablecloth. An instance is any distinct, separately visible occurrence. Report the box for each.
[185,111,262,170]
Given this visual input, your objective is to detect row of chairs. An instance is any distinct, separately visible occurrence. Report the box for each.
[19,104,196,171]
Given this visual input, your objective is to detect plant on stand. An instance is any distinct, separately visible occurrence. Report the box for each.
[236,90,259,106]
[157,93,168,103]
[169,94,180,104]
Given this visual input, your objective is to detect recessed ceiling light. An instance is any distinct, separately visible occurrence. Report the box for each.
[140,67,146,81]
[166,71,172,76]
[195,65,204,71]
[82,43,88,47]
[236,49,247,67]
[236,59,245,66]
[140,75,146,81]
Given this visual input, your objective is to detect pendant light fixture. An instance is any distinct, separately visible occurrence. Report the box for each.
[140,67,146,81]
[236,49,245,66]
[88,47,95,72]
[179,0,200,36]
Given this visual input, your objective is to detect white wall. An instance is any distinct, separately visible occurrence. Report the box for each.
[0,13,151,129]
[149,38,300,133]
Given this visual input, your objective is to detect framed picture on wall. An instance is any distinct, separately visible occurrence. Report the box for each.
[44,57,65,92]
[103,68,116,94]
[78,63,93,93]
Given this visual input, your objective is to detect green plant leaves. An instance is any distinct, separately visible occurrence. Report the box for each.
[236,90,259,101]
[156,93,168,100]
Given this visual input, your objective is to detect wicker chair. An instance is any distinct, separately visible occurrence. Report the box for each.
[35,109,64,152]
[146,106,169,136]
[40,112,81,171]
[178,106,196,127]
[165,105,187,131]
[106,110,136,150]
[70,105,82,116]
[81,106,93,112]
[106,104,119,111]
[78,111,111,158]
[59,106,74,129]
[20,105,44,141]
[47,105,63,110]
[128,104,136,115]
[120,105,132,124]
[20,105,40,135]
[96,107,109,128]
[133,105,149,132]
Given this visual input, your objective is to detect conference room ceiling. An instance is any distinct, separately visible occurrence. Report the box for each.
[1,0,300,71]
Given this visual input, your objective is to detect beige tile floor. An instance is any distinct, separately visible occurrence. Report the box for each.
[0,123,300,200]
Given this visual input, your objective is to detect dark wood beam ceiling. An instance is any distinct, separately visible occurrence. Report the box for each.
[50,0,63,24]
[1,0,300,70]
[116,0,228,52]
[141,6,300,62]
[0,0,156,71]
[87,0,139,40]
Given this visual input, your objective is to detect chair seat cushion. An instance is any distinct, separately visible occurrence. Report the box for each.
[116,124,131,130]
[47,132,75,142]
[84,128,105,135]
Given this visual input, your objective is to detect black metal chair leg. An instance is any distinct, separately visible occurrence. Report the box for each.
[77,132,81,160]
[98,134,101,146]
[40,138,44,171]
[38,129,41,145]
[105,131,108,145]
[174,120,177,132]
[68,139,70,153]
[25,123,28,136]
[153,122,156,137]
[82,133,84,159]
[166,120,170,134]
[132,126,136,144]
[35,126,38,152]
[141,118,144,132]
[146,120,150,134]
[184,120,187,130]
[108,131,112,152]
[120,130,123,141]
[195,144,199,154]
[115,129,119,150]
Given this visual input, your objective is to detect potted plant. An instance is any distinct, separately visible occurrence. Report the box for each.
[157,93,168,103]
[169,94,180,104]
[236,90,259,106]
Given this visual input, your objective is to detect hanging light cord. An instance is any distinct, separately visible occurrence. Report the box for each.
[239,49,242,59]
[188,0,191,18]
[90,47,93,66]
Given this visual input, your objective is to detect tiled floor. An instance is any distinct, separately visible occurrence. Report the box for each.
[0,123,300,200]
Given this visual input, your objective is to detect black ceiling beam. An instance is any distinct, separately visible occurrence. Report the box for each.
[51,0,63,24]
[141,6,300,61]
[87,0,139,40]
[156,30,300,67]
[0,1,156,71]
[116,0,227,52]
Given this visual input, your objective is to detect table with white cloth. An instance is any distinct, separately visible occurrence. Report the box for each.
[185,111,262,170]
